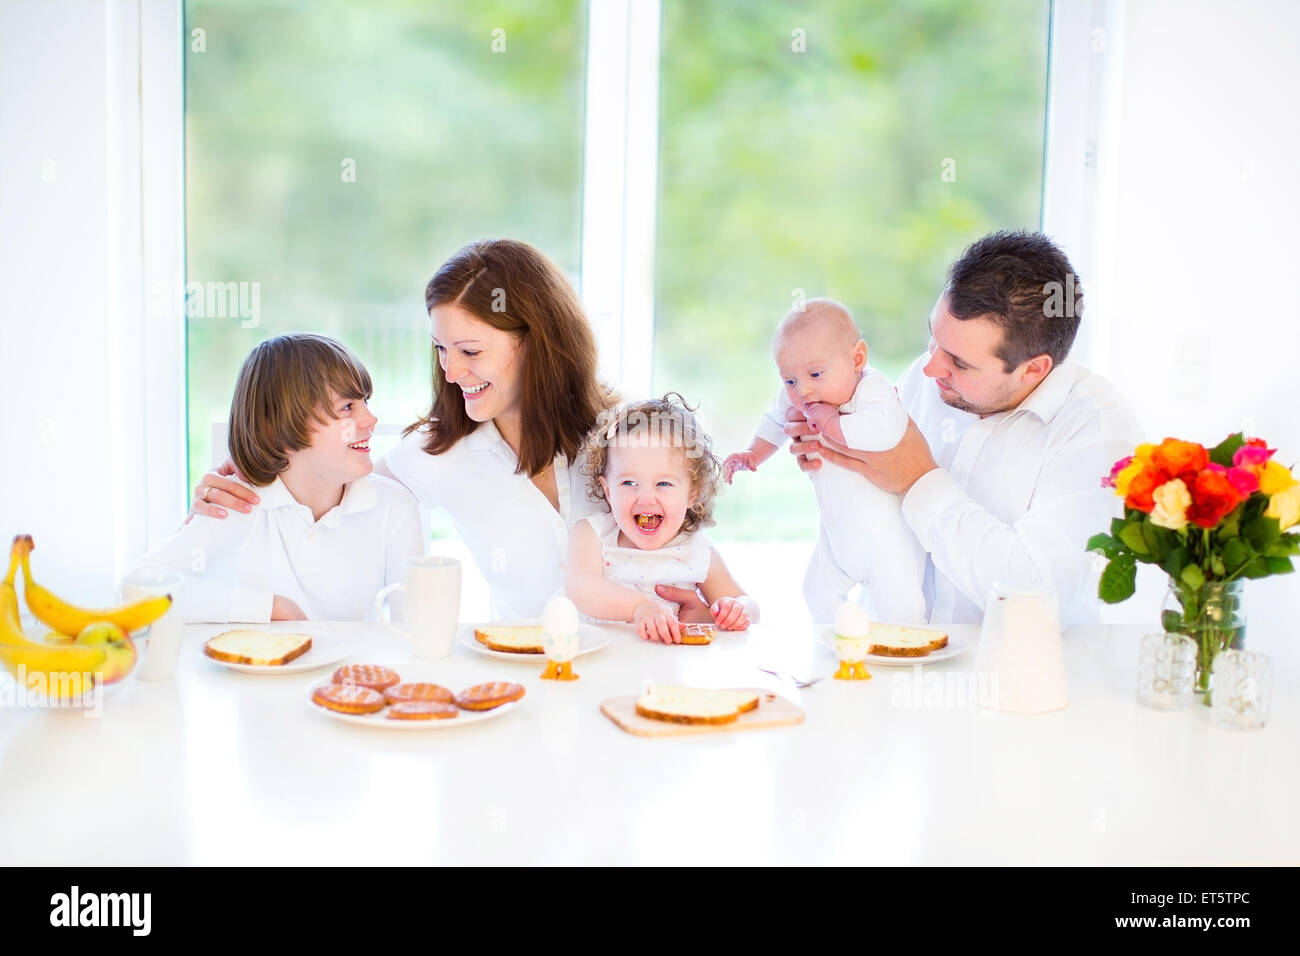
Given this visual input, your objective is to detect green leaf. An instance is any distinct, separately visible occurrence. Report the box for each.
[1217,516,1239,541]
[1240,556,1294,579]
[1243,515,1282,552]
[1210,554,1226,577]
[1161,609,1184,633]
[1161,545,1188,579]
[1223,537,1252,574]
[1209,433,1245,468]
[1086,533,1121,559]
[1141,518,1164,558]
[1179,564,1205,591]
[1110,516,1128,538]
[1264,535,1300,558]
[1119,522,1150,556]
[1099,553,1137,604]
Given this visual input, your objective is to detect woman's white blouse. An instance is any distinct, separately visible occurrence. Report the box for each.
[385,422,602,619]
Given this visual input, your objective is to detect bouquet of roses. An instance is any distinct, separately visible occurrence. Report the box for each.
[1088,433,1300,695]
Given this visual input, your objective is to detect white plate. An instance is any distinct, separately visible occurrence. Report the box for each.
[306,677,522,730]
[458,620,610,663]
[819,624,973,667]
[200,627,354,675]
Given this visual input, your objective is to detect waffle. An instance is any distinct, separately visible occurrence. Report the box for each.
[312,683,385,715]
[454,681,526,711]
[332,664,400,691]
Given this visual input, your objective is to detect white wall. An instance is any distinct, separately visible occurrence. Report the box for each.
[1048,0,1300,626]
[0,0,184,605]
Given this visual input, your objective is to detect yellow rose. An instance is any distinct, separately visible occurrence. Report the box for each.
[1150,478,1192,530]
[1114,459,1145,498]
[1258,460,1295,495]
[1265,482,1300,530]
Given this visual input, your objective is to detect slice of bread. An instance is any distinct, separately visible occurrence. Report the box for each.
[204,630,312,666]
[867,623,949,657]
[475,624,546,654]
[635,685,760,725]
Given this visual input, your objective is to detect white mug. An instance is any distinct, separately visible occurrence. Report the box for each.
[119,569,185,681]
[975,582,1068,714]
[374,556,461,659]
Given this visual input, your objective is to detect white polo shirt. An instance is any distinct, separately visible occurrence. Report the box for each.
[129,474,425,623]
[384,422,601,619]
[897,354,1141,630]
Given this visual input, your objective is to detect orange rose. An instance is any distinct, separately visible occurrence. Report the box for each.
[1187,469,1243,528]
[1124,465,1169,513]
[1151,438,1209,478]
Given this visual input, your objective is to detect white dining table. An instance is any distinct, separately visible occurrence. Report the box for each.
[1,617,1295,866]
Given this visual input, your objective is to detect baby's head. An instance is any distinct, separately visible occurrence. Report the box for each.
[228,333,376,487]
[582,393,722,551]
[773,298,868,409]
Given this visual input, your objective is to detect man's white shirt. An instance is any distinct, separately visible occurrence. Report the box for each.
[129,474,424,622]
[897,354,1141,630]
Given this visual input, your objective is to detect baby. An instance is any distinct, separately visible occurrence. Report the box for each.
[724,298,926,633]
[567,394,759,643]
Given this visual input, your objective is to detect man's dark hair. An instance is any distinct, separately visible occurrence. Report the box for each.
[945,230,1081,372]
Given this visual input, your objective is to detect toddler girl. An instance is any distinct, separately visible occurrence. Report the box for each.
[566,394,759,643]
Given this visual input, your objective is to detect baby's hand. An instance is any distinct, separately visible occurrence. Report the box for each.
[723,451,759,484]
[711,597,750,631]
[802,402,839,436]
[633,600,681,644]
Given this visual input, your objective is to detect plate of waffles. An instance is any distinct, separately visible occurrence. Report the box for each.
[458,620,611,662]
[306,674,525,731]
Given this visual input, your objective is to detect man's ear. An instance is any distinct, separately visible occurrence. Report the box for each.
[1022,354,1054,386]
[852,338,869,372]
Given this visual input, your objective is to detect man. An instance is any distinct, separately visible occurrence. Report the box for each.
[787,231,1140,630]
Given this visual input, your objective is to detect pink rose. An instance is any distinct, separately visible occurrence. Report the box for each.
[1233,440,1275,469]
[1226,466,1260,496]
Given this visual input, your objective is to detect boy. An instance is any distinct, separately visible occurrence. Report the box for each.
[725,299,926,633]
[128,334,424,622]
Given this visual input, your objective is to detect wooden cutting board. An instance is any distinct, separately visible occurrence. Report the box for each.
[600,687,804,738]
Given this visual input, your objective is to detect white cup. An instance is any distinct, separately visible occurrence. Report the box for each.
[119,569,185,681]
[975,583,1068,714]
[374,556,461,659]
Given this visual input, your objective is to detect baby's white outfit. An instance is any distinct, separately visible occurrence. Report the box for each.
[757,367,928,633]
[580,512,712,617]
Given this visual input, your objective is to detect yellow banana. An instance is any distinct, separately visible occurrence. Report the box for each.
[15,536,172,637]
[0,640,106,680]
[3,538,26,635]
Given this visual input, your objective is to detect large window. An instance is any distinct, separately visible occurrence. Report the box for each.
[183,0,587,490]
[654,0,1050,539]
[183,0,1048,544]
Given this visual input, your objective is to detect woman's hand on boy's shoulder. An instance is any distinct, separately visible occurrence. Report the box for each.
[186,459,259,524]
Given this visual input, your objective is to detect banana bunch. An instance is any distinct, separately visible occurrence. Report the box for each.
[14,535,172,636]
[1,540,106,690]
[2,535,174,693]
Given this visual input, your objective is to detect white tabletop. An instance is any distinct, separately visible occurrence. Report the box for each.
[1,618,1295,865]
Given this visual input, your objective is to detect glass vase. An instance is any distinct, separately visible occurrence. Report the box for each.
[1161,579,1246,705]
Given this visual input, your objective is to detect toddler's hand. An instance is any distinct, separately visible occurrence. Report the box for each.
[633,600,681,644]
[802,402,838,435]
[723,451,758,484]
[711,597,750,631]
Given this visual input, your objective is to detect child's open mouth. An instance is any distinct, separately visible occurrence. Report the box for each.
[634,513,662,534]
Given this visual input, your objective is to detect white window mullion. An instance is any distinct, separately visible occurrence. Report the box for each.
[580,0,661,400]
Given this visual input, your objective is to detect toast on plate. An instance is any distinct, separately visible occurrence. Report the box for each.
[635,684,759,725]
[204,629,312,666]
[475,624,546,654]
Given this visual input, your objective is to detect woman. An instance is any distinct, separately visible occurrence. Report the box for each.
[192,239,618,618]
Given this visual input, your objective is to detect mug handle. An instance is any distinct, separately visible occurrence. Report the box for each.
[374,581,407,637]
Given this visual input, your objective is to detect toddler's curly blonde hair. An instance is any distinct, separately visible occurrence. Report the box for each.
[580,393,722,536]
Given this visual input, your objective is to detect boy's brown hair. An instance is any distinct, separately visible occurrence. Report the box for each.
[406,238,616,477]
[228,333,373,486]
[580,393,722,536]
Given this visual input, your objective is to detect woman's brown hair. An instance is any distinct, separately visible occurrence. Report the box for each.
[228,333,373,486]
[405,239,615,477]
